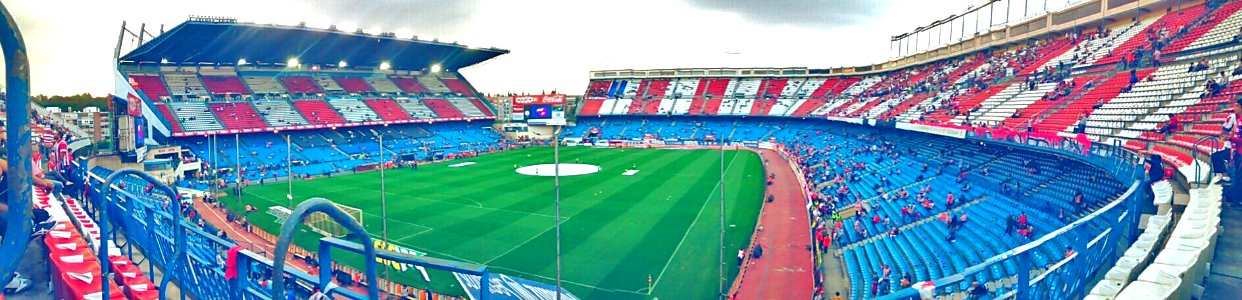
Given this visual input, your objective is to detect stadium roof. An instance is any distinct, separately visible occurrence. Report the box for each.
[119,18,508,71]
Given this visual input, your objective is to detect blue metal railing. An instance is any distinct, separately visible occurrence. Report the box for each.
[875,131,1145,299]
[0,0,34,286]
[81,163,505,300]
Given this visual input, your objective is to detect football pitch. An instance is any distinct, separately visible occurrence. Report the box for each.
[222,146,765,299]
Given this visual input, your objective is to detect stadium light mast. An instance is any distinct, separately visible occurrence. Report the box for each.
[380,125,392,287]
[286,132,293,209]
[718,138,726,300]
[236,134,242,202]
[554,124,564,300]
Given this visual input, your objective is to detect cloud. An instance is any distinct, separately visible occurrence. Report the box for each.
[302,0,481,37]
[681,0,889,28]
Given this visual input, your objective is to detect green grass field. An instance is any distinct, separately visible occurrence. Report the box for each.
[221,146,765,299]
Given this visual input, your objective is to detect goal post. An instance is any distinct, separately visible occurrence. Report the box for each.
[302,203,364,238]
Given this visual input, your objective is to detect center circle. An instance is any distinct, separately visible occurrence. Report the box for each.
[515,164,602,177]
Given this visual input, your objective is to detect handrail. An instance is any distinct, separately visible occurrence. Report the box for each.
[270,197,380,299]
[1191,135,1222,187]
[0,0,33,286]
[99,168,186,300]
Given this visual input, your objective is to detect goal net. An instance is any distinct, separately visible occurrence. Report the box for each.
[302,204,364,238]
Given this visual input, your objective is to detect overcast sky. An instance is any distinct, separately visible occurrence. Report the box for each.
[3,0,1079,96]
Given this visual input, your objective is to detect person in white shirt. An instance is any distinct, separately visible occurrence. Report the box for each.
[1213,99,1240,182]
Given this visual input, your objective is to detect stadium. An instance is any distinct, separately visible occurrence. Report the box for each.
[0,0,1240,299]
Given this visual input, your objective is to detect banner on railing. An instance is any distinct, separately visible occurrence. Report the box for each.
[896,122,967,139]
[374,240,429,280]
[454,273,580,300]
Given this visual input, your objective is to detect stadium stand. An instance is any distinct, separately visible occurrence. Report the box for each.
[200,75,251,96]
[241,74,288,94]
[389,76,431,93]
[253,100,309,127]
[423,99,466,119]
[24,2,1238,300]
[164,72,210,99]
[313,74,344,93]
[328,98,382,122]
[130,74,171,100]
[168,101,225,131]
[364,98,413,121]
[418,76,452,94]
[210,102,269,130]
[280,76,323,94]
[335,76,375,93]
[366,75,403,94]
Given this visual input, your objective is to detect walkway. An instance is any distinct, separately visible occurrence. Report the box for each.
[1203,183,1242,297]
[729,150,815,299]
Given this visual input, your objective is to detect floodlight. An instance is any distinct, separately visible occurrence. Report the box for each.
[287,58,300,67]
[430,64,442,73]
[380,62,391,70]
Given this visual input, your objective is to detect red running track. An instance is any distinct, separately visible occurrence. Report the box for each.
[729,150,815,299]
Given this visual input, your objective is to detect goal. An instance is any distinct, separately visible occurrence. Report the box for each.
[302,203,365,238]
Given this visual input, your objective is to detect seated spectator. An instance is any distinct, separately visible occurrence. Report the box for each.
[968,281,989,299]
[1157,114,1181,134]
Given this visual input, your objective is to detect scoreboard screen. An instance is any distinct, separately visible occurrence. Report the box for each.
[526,104,553,120]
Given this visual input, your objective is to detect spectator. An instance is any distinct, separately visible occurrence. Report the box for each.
[1064,246,1076,259]
[1004,214,1017,234]
[1157,114,1180,134]
[1211,99,1240,182]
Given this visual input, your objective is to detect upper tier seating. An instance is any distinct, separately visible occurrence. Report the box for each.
[335,76,375,93]
[472,99,496,117]
[200,75,251,96]
[418,76,452,93]
[440,77,475,96]
[970,82,1058,124]
[1166,3,1242,51]
[1034,69,1154,132]
[242,75,287,94]
[586,80,612,98]
[253,100,309,127]
[363,99,413,121]
[130,74,171,100]
[327,99,382,122]
[395,98,439,119]
[164,73,210,98]
[1083,19,1157,65]
[280,76,323,94]
[167,102,224,131]
[209,102,269,130]
[390,76,431,93]
[312,74,344,93]
[292,100,348,125]
[360,76,399,94]
[1092,19,1160,66]
[423,99,466,119]
[448,98,488,117]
